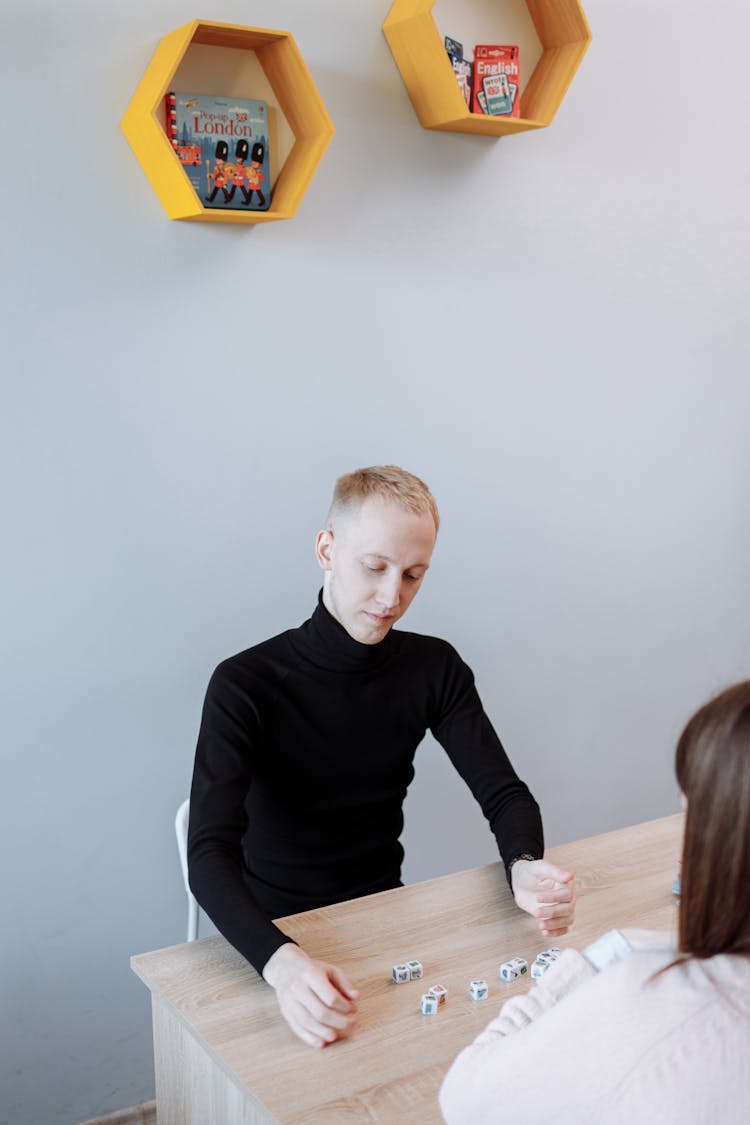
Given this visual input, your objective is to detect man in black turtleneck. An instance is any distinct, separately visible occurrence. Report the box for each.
[188,466,576,1049]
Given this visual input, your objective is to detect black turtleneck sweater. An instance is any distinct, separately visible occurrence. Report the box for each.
[188,594,543,975]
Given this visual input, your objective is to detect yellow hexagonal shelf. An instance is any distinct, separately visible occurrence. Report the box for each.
[121,19,334,222]
[383,1,591,136]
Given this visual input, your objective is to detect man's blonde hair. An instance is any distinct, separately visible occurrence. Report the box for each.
[327,465,440,534]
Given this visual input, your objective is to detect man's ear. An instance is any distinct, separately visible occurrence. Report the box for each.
[315,528,334,571]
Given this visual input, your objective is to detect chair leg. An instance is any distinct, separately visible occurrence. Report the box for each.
[188,897,199,943]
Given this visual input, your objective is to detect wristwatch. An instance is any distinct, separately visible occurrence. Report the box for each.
[506,852,537,888]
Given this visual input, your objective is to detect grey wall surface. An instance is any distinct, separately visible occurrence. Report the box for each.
[2,1,749,1122]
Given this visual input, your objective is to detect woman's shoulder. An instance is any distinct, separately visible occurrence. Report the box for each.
[659,950,750,1013]
[600,936,750,1017]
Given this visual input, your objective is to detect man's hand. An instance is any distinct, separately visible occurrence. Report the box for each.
[262,942,359,1049]
[510,860,577,938]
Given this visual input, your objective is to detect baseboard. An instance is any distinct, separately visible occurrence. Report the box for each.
[76,1100,156,1125]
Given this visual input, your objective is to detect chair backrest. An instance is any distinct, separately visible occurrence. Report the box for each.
[175,798,200,942]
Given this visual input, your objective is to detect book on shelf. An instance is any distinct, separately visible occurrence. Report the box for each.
[444,36,472,107]
[165,92,271,211]
[472,46,520,118]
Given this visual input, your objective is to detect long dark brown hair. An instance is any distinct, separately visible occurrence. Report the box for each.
[675,679,750,957]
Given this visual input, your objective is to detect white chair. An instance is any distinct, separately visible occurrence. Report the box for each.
[175,798,200,942]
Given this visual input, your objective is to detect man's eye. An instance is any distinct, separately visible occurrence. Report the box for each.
[405,573,421,582]
[366,564,385,573]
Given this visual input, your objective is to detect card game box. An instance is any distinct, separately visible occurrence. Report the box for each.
[472,45,520,118]
[444,36,472,107]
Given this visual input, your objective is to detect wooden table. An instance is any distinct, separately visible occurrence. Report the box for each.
[132,814,682,1124]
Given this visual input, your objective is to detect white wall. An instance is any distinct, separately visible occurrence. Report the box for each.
[2,1,749,1122]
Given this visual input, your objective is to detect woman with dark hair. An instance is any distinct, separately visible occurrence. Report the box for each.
[440,681,750,1124]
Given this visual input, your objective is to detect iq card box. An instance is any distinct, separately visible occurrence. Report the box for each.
[472,45,520,117]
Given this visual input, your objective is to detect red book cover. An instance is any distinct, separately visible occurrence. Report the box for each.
[472,45,520,118]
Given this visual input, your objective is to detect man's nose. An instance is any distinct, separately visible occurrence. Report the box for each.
[376,576,401,609]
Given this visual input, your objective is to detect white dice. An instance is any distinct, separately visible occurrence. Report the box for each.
[420,993,439,1014]
[469,979,489,1000]
[428,983,448,1005]
[499,957,528,982]
[531,947,563,978]
[393,959,424,983]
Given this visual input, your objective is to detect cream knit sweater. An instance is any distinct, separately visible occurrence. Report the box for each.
[439,932,750,1125]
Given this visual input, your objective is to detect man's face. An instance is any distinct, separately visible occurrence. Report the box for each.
[317,496,436,645]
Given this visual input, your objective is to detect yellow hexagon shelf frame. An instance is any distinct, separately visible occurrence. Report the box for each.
[383,0,591,136]
[121,19,334,223]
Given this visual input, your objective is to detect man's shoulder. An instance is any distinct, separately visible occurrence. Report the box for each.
[393,631,476,713]
[210,629,297,685]
[393,628,464,666]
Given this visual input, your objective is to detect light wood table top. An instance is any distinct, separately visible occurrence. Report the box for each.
[133,813,683,1124]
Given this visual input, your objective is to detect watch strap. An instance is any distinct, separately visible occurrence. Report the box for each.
[506,852,538,888]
